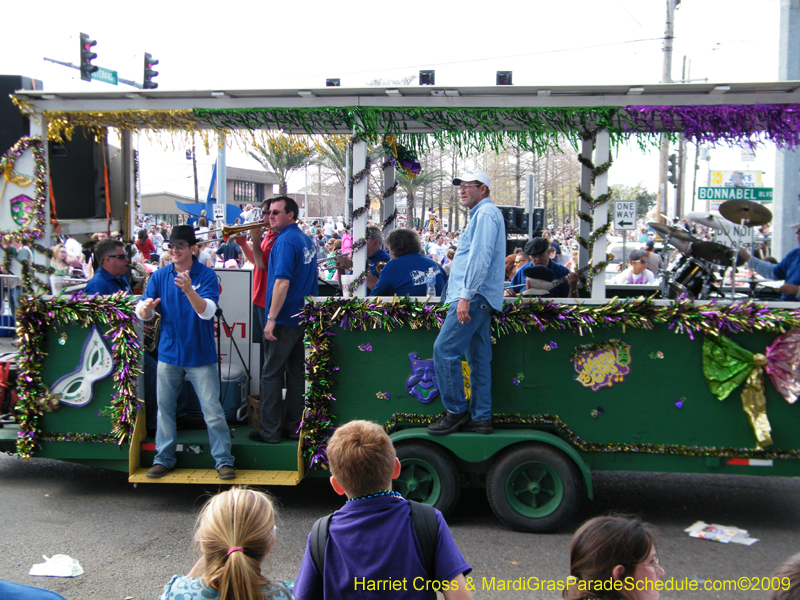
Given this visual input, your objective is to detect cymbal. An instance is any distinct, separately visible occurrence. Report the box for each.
[686,211,732,232]
[648,222,697,243]
[669,238,693,254]
[718,199,772,226]
[691,241,746,267]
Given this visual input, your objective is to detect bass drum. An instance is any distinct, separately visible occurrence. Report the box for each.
[667,258,710,299]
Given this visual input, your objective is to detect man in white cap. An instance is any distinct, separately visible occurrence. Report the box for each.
[428,170,505,436]
[739,222,800,301]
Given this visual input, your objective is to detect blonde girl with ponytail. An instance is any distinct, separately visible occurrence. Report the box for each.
[159,487,293,600]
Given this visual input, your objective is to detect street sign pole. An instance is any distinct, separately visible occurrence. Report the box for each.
[43,57,141,88]
[614,201,637,269]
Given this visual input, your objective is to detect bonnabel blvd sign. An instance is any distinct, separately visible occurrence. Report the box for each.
[698,187,773,201]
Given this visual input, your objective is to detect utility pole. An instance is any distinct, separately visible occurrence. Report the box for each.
[774,0,800,259]
[657,0,678,223]
[192,141,199,202]
[675,55,689,218]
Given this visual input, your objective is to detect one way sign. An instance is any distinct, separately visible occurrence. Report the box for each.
[614,201,637,230]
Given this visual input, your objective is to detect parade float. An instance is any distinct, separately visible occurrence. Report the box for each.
[1,82,799,532]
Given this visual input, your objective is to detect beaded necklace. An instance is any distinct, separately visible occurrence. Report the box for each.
[346,489,404,503]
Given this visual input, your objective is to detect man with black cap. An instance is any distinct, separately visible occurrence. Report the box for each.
[427,169,505,436]
[739,221,800,301]
[508,237,578,298]
[137,225,236,480]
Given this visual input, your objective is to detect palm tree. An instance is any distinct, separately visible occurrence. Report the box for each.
[396,170,444,227]
[313,138,348,189]
[248,138,314,195]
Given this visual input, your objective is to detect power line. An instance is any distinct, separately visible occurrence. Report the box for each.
[279,37,666,82]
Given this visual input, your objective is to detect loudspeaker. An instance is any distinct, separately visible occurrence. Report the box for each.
[506,238,528,256]
[48,136,108,219]
[0,75,43,155]
[498,206,526,234]
[0,75,108,221]
[531,207,545,233]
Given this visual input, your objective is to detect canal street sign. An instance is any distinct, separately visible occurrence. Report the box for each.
[91,67,118,86]
[698,187,773,202]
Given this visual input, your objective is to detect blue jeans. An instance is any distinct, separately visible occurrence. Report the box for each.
[433,294,494,421]
[154,361,234,470]
[8,286,22,320]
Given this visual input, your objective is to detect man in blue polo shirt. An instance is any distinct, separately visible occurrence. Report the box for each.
[250,196,318,444]
[371,228,446,297]
[334,226,391,292]
[83,239,133,295]
[137,225,235,480]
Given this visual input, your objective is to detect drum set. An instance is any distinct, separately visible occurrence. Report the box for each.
[649,199,773,301]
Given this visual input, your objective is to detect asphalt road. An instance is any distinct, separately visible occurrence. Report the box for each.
[1,453,799,600]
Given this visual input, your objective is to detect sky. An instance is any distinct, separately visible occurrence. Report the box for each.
[0,0,785,209]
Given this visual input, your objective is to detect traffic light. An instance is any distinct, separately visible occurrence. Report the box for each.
[667,153,678,185]
[79,33,98,82]
[143,53,159,89]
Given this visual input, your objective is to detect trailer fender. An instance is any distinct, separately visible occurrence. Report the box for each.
[389,429,593,500]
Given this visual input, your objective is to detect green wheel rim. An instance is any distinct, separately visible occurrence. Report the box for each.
[394,459,441,505]
[505,460,564,518]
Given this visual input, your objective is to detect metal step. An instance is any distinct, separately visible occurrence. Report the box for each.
[129,467,301,485]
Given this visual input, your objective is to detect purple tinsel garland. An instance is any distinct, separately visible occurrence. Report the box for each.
[623,104,800,150]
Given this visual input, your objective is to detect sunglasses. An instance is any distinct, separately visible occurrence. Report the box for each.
[106,254,129,261]
[636,259,649,264]
[266,209,284,216]
[167,242,189,250]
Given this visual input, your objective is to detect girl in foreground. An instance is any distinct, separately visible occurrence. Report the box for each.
[160,487,294,600]
[564,516,665,600]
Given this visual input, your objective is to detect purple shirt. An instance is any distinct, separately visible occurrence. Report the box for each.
[294,496,471,600]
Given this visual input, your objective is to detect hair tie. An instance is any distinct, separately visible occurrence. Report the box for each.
[227,547,243,556]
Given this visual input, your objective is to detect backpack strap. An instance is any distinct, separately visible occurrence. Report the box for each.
[409,501,439,581]
[309,513,333,576]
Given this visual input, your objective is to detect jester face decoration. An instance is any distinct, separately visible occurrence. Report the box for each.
[50,325,114,407]
[9,194,36,227]
[405,352,440,404]
[0,137,45,239]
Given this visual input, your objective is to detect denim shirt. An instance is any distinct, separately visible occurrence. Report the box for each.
[444,197,505,310]
[750,248,800,301]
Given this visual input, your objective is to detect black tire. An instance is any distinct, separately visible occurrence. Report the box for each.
[486,443,582,533]
[394,441,461,517]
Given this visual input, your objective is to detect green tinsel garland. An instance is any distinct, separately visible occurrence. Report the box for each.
[577,188,614,210]
[576,219,612,250]
[191,106,637,158]
[382,412,800,461]
[15,294,144,459]
[577,154,613,183]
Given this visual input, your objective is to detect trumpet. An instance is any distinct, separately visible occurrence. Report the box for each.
[212,223,272,241]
